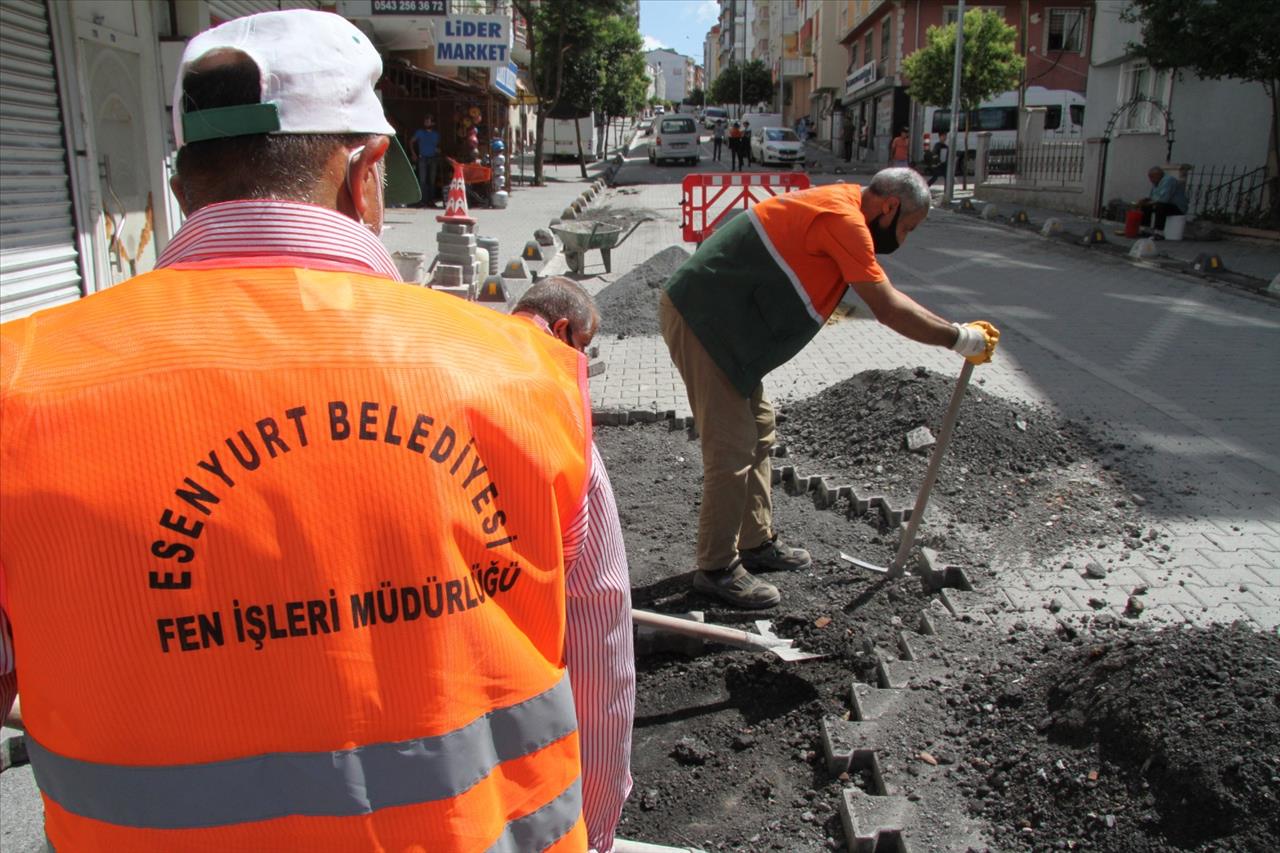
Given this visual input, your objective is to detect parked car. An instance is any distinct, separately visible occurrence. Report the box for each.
[649,115,700,166]
[702,106,729,129]
[654,105,665,115]
[638,117,654,136]
[750,127,804,167]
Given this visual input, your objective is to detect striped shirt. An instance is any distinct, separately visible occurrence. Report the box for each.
[0,199,634,853]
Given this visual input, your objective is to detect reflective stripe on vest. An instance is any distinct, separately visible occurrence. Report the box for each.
[28,674,578,833]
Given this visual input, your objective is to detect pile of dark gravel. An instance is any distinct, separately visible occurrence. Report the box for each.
[968,622,1280,852]
[596,245,689,338]
[779,366,1082,478]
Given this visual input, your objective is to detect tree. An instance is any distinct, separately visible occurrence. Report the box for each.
[591,16,648,161]
[709,59,774,110]
[1123,0,1280,220]
[685,87,705,107]
[511,0,628,185]
[902,8,1024,174]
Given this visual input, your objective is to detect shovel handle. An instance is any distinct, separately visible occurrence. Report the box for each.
[888,360,974,577]
[631,609,787,651]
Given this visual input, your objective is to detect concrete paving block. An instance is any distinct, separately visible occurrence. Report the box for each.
[634,610,705,657]
[428,284,471,299]
[939,588,994,623]
[440,222,471,235]
[587,360,606,377]
[1184,584,1263,609]
[1238,603,1280,630]
[917,599,954,635]
[838,789,913,853]
[436,232,477,247]
[896,630,946,663]
[822,717,887,775]
[850,683,906,721]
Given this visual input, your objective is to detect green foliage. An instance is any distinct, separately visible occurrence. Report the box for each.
[901,9,1024,110]
[593,15,648,119]
[1123,0,1280,88]
[685,87,705,106]
[709,59,774,107]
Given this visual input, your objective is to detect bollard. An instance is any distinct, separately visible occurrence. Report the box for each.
[522,240,544,262]
[979,204,1000,220]
[1010,209,1030,225]
[1039,218,1063,237]
[475,274,509,304]
[1192,253,1224,273]
[1128,238,1158,259]
[561,206,577,220]
[1081,227,1108,246]
[502,258,530,279]
[534,228,555,247]
[959,198,976,211]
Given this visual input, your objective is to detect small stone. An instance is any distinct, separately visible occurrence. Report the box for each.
[1084,561,1108,579]
[1014,417,1028,432]
[919,751,938,765]
[1124,596,1145,617]
[906,426,936,452]
[1047,598,1063,613]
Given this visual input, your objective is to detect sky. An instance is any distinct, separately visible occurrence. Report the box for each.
[639,0,720,64]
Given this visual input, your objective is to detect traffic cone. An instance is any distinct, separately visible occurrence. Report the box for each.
[437,159,476,225]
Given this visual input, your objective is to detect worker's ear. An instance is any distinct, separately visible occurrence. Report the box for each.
[169,174,191,216]
[878,194,900,223]
[551,317,573,347]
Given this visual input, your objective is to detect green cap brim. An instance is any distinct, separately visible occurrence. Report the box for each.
[384,137,420,206]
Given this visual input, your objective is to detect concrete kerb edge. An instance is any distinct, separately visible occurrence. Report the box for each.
[946,204,1279,301]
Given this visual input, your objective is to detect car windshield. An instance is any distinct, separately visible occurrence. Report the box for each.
[765,129,798,141]
[661,118,696,133]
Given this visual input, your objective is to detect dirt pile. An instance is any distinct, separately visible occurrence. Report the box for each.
[596,245,689,337]
[957,622,1280,852]
[776,367,1155,564]
[597,418,1276,852]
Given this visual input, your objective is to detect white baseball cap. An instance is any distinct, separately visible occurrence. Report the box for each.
[173,9,419,205]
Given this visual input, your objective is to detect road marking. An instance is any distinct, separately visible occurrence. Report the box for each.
[883,254,1280,483]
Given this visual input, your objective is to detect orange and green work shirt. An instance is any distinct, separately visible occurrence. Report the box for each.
[664,183,887,396]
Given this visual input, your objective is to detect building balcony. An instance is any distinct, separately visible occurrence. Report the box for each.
[781,8,800,36]
[781,56,812,78]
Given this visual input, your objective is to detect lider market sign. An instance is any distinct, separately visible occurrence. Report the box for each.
[433,15,511,67]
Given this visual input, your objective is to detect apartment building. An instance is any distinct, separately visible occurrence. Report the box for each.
[839,1,1092,165]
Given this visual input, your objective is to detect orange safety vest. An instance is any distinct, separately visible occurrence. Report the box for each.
[0,264,592,852]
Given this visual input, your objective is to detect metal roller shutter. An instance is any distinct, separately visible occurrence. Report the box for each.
[0,0,82,321]
[208,0,321,24]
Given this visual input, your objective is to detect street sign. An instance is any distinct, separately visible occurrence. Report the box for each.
[370,0,447,14]
[491,61,518,98]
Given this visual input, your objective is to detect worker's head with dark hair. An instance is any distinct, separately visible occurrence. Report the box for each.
[169,10,419,225]
[513,276,600,353]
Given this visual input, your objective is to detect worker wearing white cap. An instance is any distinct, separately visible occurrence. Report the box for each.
[0,10,633,852]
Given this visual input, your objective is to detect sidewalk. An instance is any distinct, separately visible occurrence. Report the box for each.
[581,157,1280,634]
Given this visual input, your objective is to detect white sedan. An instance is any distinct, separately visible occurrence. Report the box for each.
[750,127,805,167]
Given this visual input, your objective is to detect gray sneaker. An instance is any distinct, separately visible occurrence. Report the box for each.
[691,561,781,609]
[739,534,812,572]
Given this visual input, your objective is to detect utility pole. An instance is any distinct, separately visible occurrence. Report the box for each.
[1016,0,1028,149]
[942,0,965,205]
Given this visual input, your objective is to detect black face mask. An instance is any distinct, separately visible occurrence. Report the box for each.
[870,205,902,254]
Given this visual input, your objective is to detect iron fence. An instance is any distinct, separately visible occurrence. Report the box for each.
[1184,164,1273,226]
[984,140,1084,187]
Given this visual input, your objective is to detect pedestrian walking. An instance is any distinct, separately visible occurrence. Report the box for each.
[927,132,949,187]
[742,121,754,166]
[410,114,441,207]
[713,119,726,162]
[0,10,634,852]
[890,127,910,167]
[658,169,1000,608]
[728,121,744,170]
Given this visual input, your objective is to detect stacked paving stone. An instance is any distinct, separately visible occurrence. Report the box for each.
[435,222,479,295]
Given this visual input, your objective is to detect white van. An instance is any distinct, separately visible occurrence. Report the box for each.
[924,86,1085,147]
[541,113,598,162]
[649,115,701,166]
[703,106,729,129]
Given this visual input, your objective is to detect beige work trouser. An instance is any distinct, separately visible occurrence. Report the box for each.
[660,292,775,571]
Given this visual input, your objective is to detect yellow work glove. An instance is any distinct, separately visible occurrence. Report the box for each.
[950,321,1000,365]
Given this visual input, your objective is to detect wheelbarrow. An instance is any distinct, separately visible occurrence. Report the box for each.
[550,219,644,275]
